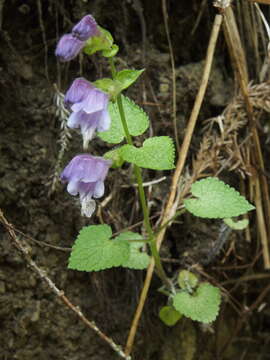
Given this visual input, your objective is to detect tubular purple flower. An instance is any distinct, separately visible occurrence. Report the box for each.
[55,34,85,62]
[72,15,99,41]
[64,78,94,108]
[67,108,111,149]
[60,154,111,217]
[64,77,111,147]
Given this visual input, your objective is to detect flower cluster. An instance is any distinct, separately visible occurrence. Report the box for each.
[55,15,99,62]
[56,15,111,218]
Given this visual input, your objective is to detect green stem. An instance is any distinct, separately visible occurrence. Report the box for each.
[109,57,171,290]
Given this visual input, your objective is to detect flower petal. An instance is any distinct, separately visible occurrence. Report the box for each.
[72,14,99,41]
[81,197,96,218]
[71,88,108,114]
[55,34,85,62]
[64,78,93,108]
[67,111,81,128]
[93,180,105,198]
[82,126,96,149]
[67,179,79,195]
[97,109,111,132]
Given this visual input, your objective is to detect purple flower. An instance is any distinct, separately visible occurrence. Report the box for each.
[65,77,111,148]
[67,109,110,148]
[61,154,111,217]
[72,15,99,41]
[55,34,85,62]
[55,14,100,62]
[64,78,94,108]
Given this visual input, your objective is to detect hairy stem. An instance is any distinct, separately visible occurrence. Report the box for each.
[109,57,171,289]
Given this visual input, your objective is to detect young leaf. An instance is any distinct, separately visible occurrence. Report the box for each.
[115,69,144,91]
[117,232,150,270]
[84,26,113,55]
[102,44,119,58]
[178,270,198,291]
[159,306,182,326]
[223,217,249,230]
[98,96,149,144]
[173,283,221,324]
[93,78,118,96]
[104,148,125,168]
[68,225,130,272]
[184,177,255,219]
[121,136,175,170]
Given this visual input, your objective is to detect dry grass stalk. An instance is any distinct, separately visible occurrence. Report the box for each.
[191,82,270,184]
[222,5,270,268]
[124,13,224,356]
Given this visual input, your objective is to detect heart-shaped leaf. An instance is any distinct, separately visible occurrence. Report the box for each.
[118,232,150,270]
[159,306,182,326]
[184,177,255,218]
[121,136,175,170]
[173,283,221,323]
[98,95,149,144]
[68,225,130,272]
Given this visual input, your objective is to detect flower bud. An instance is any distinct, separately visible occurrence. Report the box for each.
[55,34,84,62]
[72,14,99,41]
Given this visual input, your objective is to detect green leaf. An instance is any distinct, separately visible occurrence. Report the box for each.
[104,148,124,168]
[118,232,150,270]
[98,96,149,144]
[102,44,119,57]
[178,270,199,291]
[68,225,130,272]
[84,27,114,55]
[184,177,255,219]
[93,78,117,95]
[173,283,221,324]
[115,69,144,91]
[224,217,249,230]
[159,306,182,326]
[121,136,175,170]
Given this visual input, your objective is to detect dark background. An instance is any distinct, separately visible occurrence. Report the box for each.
[1,1,270,359]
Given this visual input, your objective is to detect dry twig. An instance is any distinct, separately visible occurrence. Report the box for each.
[0,209,131,360]
[124,13,223,356]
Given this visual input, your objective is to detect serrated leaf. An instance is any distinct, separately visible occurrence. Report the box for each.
[115,69,144,91]
[121,136,175,170]
[159,306,182,326]
[68,225,130,272]
[224,217,249,230]
[98,95,149,144]
[117,232,150,269]
[178,270,198,291]
[184,177,255,219]
[173,283,221,324]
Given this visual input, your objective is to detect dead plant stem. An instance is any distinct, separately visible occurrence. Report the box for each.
[161,0,179,151]
[223,5,270,268]
[124,13,223,356]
